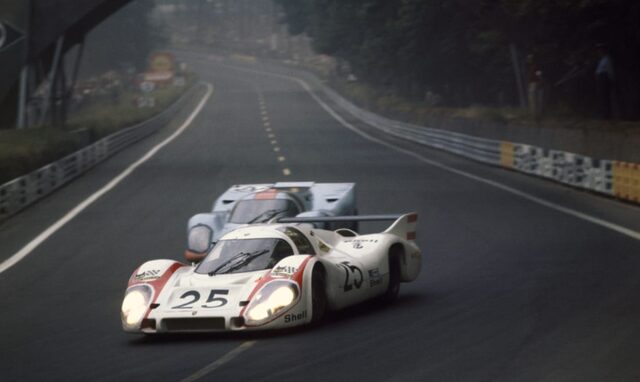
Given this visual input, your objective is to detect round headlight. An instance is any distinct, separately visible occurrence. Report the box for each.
[188,225,214,253]
[245,280,299,326]
[121,285,153,330]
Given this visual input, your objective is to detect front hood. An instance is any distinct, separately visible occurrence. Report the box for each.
[212,223,245,242]
[151,268,267,318]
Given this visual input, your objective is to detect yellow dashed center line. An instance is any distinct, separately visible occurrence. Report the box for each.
[258,94,291,177]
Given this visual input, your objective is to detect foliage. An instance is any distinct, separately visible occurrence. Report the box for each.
[0,77,195,185]
[81,0,165,75]
[275,0,640,118]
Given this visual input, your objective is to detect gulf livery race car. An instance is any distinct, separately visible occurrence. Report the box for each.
[186,182,357,248]
[121,213,421,333]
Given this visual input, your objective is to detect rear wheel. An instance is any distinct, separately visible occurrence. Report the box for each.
[381,246,402,303]
[311,265,327,323]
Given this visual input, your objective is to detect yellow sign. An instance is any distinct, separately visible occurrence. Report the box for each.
[149,52,175,73]
[613,161,640,203]
[500,141,515,169]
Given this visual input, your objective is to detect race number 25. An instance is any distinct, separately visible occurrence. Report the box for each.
[171,289,229,309]
[339,262,363,292]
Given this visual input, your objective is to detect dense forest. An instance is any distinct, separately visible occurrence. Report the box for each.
[275,0,640,119]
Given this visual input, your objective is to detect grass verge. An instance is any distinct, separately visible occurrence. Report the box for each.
[0,75,196,185]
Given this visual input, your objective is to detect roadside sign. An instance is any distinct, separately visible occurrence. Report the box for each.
[140,81,155,93]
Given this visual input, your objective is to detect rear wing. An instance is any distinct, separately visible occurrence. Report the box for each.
[277,212,418,241]
[383,213,418,241]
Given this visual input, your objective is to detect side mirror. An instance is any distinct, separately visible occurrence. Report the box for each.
[185,225,213,263]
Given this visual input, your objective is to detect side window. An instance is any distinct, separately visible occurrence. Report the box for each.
[277,227,316,255]
[268,240,295,267]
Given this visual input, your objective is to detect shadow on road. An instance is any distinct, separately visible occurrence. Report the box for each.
[126,292,429,346]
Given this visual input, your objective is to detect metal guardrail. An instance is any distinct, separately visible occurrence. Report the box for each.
[0,84,200,223]
[317,80,639,204]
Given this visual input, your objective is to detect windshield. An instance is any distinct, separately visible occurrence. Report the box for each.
[229,199,300,224]
[196,238,295,275]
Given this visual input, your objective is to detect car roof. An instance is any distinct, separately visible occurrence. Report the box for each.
[219,224,289,241]
[218,223,314,241]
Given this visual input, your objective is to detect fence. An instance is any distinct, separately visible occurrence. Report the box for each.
[317,81,639,204]
[0,84,200,223]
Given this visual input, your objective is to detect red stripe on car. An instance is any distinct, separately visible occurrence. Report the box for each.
[255,189,278,200]
[240,256,313,324]
[133,262,185,320]
[407,214,418,223]
[292,256,313,286]
[407,232,416,240]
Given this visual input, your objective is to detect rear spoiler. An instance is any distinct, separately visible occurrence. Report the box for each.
[277,214,402,223]
[277,213,418,241]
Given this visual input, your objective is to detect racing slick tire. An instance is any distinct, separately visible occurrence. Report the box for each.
[381,245,402,303]
[311,265,327,324]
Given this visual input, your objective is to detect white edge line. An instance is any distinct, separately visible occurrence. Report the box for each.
[296,78,640,241]
[214,63,640,242]
[181,341,257,382]
[0,83,214,275]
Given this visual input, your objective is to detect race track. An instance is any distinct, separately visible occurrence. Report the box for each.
[1,52,640,382]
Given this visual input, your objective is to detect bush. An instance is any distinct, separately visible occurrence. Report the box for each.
[0,75,196,185]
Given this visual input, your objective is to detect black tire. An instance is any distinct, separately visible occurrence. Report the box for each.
[381,246,402,303]
[311,265,327,323]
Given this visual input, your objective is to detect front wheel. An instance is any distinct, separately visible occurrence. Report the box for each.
[311,265,327,323]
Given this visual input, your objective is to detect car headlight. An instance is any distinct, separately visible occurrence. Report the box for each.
[244,280,299,325]
[121,285,153,330]
[188,224,213,254]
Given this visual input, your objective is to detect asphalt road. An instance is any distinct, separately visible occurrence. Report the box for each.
[1,52,640,382]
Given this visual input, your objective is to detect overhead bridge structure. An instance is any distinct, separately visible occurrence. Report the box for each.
[0,0,132,128]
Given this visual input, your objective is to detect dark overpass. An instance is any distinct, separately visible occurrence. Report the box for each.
[0,0,132,127]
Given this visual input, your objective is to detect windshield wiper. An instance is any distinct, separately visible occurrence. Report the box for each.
[247,208,289,224]
[208,249,270,275]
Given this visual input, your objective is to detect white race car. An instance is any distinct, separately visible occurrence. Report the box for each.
[186,182,358,256]
[121,213,421,333]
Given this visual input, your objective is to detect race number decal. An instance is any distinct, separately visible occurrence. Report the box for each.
[202,290,229,308]
[339,262,363,292]
[171,289,229,309]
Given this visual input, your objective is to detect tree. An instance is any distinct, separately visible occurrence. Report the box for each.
[276,0,640,118]
[81,0,164,75]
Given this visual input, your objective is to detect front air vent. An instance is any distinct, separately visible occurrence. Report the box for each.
[230,317,245,328]
[163,317,225,331]
[141,319,156,330]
